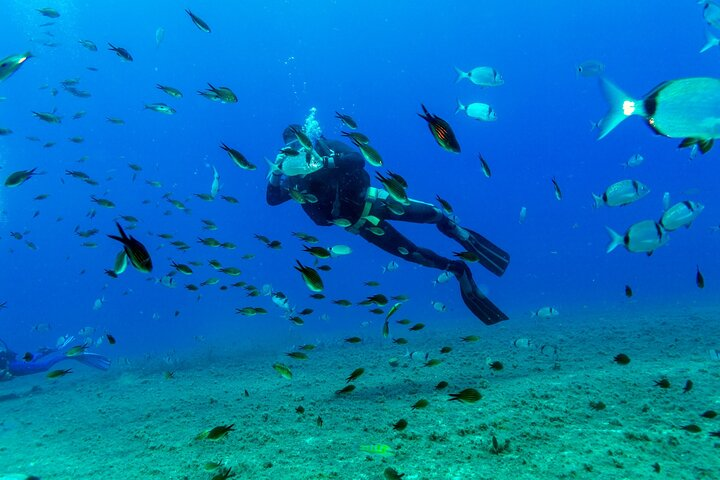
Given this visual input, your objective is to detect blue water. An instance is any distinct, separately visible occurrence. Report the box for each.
[0,1,717,358]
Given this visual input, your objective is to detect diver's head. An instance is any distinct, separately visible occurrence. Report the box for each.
[282,124,303,146]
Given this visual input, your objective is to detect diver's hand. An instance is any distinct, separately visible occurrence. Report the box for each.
[323,155,336,169]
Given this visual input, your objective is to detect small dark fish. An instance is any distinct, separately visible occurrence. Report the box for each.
[435,195,453,214]
[295,406,305,414]
[335,384,356,395]
[700,410,717,419]
[435,381,449,390]
[341,130,369,145]
[696,265,705,289]
[198,424,235,441]
[186,9,211,33]
[680,424,701,433]
[411,399,429,410]
[479,153,492,178]
[683,380,693,393]
[392,419,407,431]
[624,285,633,298]
[335,111,357,129]
[345,337,362,344]
[107,222,152,273]
[551,176,562,200]
[448,388,482,404]
[654,378,670,389]
[613,353,631,365]
[22,352,33,362]
[589,401,606,411]
[384,467,404,480]
[5,167,38,187]
[47,368,72,378]
[294,260,323,292]
[418,104,460,153]
[108,43,133,61]
[652,463,661,474]
[488,361,503,371]
[37,7,60,18]
[710,431,720,438]
[316,416,323,427]
[106,333,116,345]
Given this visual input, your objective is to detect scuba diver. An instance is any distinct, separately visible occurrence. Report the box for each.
[266,123,510,325]
[0,337,110,381]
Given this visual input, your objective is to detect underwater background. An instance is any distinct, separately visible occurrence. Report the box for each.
[1,1,719,479]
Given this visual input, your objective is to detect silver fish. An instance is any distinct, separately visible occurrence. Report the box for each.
[598,77,720,154]
[660,200,704,231]
[592,180,650,208]
[606,220,669,254]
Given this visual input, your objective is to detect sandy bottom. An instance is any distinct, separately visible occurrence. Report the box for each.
[1,308,719,480]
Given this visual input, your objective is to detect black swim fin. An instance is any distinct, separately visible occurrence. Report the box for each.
[462,228,510,277]
[457,265,508,325]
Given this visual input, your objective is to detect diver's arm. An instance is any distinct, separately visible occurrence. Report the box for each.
[324,150,364,170]
[266,171,291,206]
[321,140,365,170]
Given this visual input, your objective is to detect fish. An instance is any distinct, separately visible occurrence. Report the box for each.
[335,112,357,129]
[701,30,720,54]
[418,104,460,153]
[78,39,97,51]
[336,384,356,395]
[155,27,165,48]
[156,84,183,98]
[272,363,292,380]
[210,166,220,197]
[108,43,133,62]
[455,100,497,121]
[107,222,152,273]
[551,177,562,200]
[359,444,394,456]
[659,201,704,231]
[196,424,234,441]
[576,60,605,77]
[47,369,72,378]
[199,84,237,103]
[447,388,482,403]
[220,143,256,170]
[705,2,720,29]
[592,180,650,208]
[346,368,365,383]
[597,77,720,154]
[5,168,38,187]
[606,220,669,255]
[532,307,559,319]
[37,7,60,17]
[349,139,383,167]
[624,285,633,298]
[431,301,446,312]
[382,261,399,273]
[696,265,705,289]
[454,66,504,86]
[0,51,32,82]
[384,467,405,480]
[479,154,492,178]
[518,206,527,224]
[662,192,671,212]
[186,9,211,33]
[329,245,352,256]
[33,110,61,124]
[376,172,409,205]
[411,399,429,410]
[294,260,323,292]
[144,103,176,115]
[341,131,370,144]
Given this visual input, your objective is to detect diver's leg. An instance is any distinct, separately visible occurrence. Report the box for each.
[358,221,508,325]
[358,219,456,271]
[372,196,510,277]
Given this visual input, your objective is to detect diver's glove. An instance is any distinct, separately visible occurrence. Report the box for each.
[323,155,336,169]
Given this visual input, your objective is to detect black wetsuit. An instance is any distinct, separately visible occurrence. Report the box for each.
[266,137,464,276]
